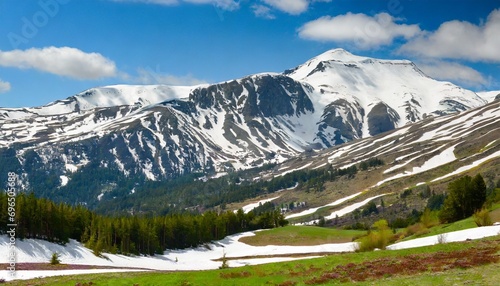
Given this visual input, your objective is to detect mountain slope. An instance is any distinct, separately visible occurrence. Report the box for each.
[286,49,485,142]
[0,49,490,208]
[250,99,499,224]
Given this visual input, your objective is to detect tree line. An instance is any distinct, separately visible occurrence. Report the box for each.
[0,192,287,255]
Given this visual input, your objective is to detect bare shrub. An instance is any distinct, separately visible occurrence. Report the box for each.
[437,233,447,244]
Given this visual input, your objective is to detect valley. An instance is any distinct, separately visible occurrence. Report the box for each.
[1,50,499,284]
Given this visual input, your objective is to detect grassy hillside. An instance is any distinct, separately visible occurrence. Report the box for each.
[7,236,499,285]
[239,226,365,246]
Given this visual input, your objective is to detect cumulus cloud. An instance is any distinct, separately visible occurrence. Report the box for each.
[400,9,500,62]
[0,47,117,80]
[298,12,421,49]
[298,13,421,49]
[133,67,208,86]
[417,60,488,88]
[112,0,331,15]
[0,79,11,93]
[298,12,421,48]
[111,0,240,10]
[262,0,309,15]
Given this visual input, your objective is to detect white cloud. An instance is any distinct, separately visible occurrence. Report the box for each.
[298,12,421,49]
[262,0,309,15]
[111,0,240,10]
[252,4,275,19]
[133,67,208,86]
[0,79,11,93]
[400,9,500,62]
[417,60,488,88]
[112,0,331,15]
[0,47,117,80]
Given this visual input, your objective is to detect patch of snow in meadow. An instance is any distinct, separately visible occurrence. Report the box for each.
[286,192,362,219]
[2,223,500,281]
[241,196,281,214]
[297,194,387,225]
[0,232,356,281]
[276,162,312,177]
[387,225,500,250]
[324,194,387,221]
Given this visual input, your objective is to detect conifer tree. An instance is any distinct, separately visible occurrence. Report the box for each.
[439,174,487,223]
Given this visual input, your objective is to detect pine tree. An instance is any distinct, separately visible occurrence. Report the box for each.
[439,174,487,223]
[50,252,60,265]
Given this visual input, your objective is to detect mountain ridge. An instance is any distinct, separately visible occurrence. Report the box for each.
[0,49,493,209]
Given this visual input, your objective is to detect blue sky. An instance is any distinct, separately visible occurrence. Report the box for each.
[1,0,499,108]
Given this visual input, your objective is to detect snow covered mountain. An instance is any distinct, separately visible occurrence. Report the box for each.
[0,49,488,196]
[478,90,500,103]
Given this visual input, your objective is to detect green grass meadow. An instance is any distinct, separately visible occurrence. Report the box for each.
[239,225,365,246]
[7,235,499,286]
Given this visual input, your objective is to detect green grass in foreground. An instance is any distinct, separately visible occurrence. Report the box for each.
[7,237,499,286]
[239,225,365,246]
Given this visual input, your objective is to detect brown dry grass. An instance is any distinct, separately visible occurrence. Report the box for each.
[304,241,499,284]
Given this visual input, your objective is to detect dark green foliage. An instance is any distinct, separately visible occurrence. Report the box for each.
[0,192,91,244]
[439,174,487,223]
[50,252,60,265]
[93,163,357,216]
[318,216,326,227]
[400,189,413,199]
[359,157,385,171]
[426,193,446,211]
[0,192,287,256]
[389,217,409,229]
[362,201,378,217]
[389,209,422,229]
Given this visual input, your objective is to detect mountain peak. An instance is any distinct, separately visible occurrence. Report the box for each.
[285,48,416,81]
[314,48,368,62]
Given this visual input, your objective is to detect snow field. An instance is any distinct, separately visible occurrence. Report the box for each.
[374,144,457,187]
[241,196,281,213]
[285,192,362,219]
[2,224,500,281]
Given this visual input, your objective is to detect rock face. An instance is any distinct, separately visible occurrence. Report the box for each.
[0,49,487,203]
